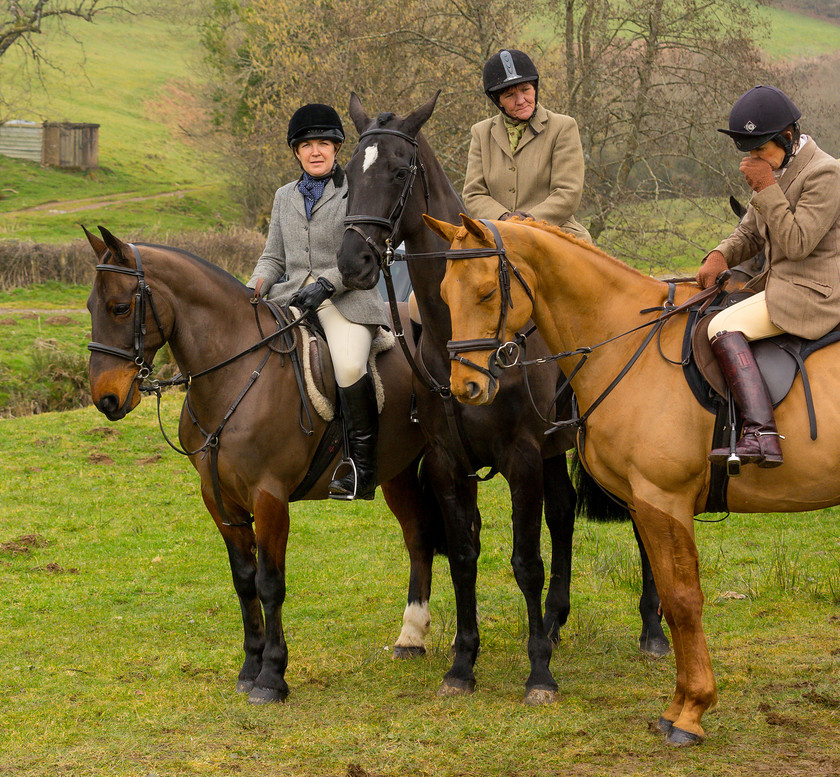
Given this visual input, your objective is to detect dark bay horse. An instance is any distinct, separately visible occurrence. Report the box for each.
[85,226,443,703]
[433,213,840,743]
[336,93,667,703]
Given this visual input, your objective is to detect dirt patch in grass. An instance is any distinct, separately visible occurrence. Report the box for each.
[44,315,74,326]
[0,534,49,554]
[88,452,115,465]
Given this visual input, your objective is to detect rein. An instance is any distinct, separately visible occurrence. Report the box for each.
[446,233,727,433]
[89,251,308,525]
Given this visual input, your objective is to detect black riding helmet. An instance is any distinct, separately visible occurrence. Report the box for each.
[482,49,539,116]
[287,103,345,147]
[718,86,801,162]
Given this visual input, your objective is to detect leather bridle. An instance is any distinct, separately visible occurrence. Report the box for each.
[87,245,167,416]
[343,127,430,266]
[444,219,536,385]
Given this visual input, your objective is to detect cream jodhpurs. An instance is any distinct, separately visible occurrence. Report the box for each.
[707,290,784,342]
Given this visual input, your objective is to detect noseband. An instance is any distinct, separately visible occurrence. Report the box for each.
[445,220,535,383]
[88,244,167,381]
[343,127,430,263]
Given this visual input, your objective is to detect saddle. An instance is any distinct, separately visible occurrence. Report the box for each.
[681,289,840,512]
[686,289,840,441]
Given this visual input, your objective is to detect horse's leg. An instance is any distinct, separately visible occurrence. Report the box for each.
[507,447,557,703]
[247,488,292,704]
[379,460,441,658]
[541,453,574,643]
[632,496,717,745]
[427,449,481,696]
[634,520,670,657]
[201,488,264,693]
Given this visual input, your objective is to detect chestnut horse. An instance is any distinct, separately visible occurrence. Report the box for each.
[431,213,840,744]
[337,94,667,704]
[85,226,444,704]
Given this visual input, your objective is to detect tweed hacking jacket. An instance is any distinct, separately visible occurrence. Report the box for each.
[246,166,389,328]
[715,138,840,340]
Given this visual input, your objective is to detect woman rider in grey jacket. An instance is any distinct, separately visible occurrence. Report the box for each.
[247,104,390,500]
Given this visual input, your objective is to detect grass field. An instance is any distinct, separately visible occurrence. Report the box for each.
[0,392,838,776]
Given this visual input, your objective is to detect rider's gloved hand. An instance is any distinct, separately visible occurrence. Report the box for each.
[289,277,336,312]
[696,251,729,289]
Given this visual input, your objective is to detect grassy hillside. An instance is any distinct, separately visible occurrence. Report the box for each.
[0,3,238,242]
[1,2,838,244]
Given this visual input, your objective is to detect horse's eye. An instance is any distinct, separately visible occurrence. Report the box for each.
[112,302,131,317]
[395,169,409,181]
[479,288,497,304]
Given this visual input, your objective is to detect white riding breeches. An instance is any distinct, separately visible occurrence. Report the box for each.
[316,298,375,387]
[707,290,784,342]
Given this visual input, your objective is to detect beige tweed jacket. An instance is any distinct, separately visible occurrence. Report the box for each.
[462,103,591,242]
[716,139,840,339]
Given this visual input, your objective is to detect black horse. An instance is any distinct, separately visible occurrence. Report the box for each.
[337,93,668,701]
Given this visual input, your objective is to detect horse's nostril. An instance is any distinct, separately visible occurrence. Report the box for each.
[466,381,482,400]
[98,394,119,414]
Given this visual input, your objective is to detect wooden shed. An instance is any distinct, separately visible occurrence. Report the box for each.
[42,122,100,169]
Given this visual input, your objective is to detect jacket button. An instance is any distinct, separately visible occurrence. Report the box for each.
[509,188,515,192]
[304,247,309,252]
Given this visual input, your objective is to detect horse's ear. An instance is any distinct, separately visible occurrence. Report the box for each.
[423,214,459,244]
[729,195,747,220]
[401,90,440,137]
[82,224,107,260]
[460,214,491,243]
[97,226,135,268]
[349,91,370,134]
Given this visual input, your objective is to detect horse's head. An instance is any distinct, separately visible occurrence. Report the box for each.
[428,214,536,406]
[85,226,169,421]
[338,91,440,290]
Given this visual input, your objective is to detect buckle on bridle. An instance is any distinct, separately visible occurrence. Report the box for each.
[494,341,521,370]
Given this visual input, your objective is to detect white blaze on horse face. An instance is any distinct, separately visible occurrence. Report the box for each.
[362,143,379,173]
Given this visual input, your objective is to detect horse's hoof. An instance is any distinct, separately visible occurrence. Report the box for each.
[392,645,426,659]
[640,636,671,658]
[654,716,674,735]
[523,686,556,705]
[666,726,703,747]
[247,685,288,704]
[436,678,475,697]
[235,679,255,694]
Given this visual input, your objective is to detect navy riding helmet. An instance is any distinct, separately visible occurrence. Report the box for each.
[718,85,801,162]
[287,103,345,148]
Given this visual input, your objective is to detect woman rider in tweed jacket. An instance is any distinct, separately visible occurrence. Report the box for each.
[247,104,390,500]
[697,86,840,470]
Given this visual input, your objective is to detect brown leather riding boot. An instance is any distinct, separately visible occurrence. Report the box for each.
[708,331,784,469]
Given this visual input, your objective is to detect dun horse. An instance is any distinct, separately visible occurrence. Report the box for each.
[337,94,667,703]
[85,226,443,704]
[432,213,840,743]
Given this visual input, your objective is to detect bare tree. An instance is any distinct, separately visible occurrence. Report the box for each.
[545,0,777,269]
[0,1,128,60]
[199,0,536,222]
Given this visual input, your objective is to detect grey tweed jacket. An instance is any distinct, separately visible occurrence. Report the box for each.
[246,167,389,328]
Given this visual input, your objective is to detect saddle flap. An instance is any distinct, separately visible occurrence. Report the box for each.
[691,314,798,408]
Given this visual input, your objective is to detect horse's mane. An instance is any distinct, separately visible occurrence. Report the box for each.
[506,217,650,281]
[137,242,249,291]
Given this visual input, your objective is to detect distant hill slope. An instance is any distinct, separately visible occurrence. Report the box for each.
[1,1,839,243]
[0,3,236,242]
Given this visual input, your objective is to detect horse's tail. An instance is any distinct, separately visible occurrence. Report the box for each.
[570,451,631,522]
[417,455,449,556]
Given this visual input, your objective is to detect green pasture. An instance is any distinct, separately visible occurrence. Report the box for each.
[0,393,838,776]
[0,2,236,242]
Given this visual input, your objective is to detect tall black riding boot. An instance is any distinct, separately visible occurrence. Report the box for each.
[708,330,784,468]
[329,374,379,500]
